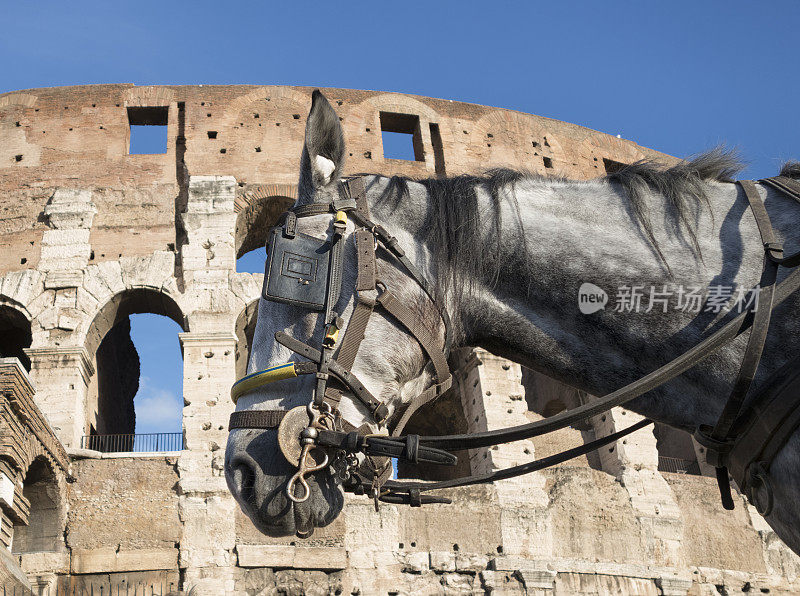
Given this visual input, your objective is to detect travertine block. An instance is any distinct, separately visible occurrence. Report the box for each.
[71,548,178,574]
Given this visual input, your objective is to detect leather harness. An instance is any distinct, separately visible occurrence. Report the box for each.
[228,174,800,515]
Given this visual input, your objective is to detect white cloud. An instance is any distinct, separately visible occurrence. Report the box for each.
[134,376,182,433]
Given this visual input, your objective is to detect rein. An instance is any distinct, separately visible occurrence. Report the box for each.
[228,174,800,515]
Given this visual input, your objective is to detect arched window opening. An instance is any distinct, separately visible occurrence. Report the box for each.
[91,317,139,442]
[235,300,259,382]
[237,245,266,275]
[130,314,184,437]
[0,304,32,371]
[542,398,567,418]
[395,386,472,481]
[84,290,186,453]
[12,458,63,554]
[235,194,294,274]
[521,367,603,471]
[653,422,703,476]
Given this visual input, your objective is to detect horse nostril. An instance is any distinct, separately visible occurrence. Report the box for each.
[296,526,315,539]
[232,461,256,505]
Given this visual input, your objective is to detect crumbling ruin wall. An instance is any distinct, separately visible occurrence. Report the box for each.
[1,84,799,595]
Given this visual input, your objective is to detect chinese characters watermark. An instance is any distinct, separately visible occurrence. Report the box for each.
[578,283,761,315]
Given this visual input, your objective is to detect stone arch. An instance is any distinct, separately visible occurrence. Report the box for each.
[357,93,442,124]
[0,298,32,370]
[520,368,604,470]
[220,87,309,183]
[122,86,175,107]
[354,93,443,174]
[653,422,703,476]
[235,185,296,259]
[234,298,259,381]
[0,92,38,108]
[224,86,311,123]
[12,456,66,554]
[82,288,187,443]
[84,287,186,358]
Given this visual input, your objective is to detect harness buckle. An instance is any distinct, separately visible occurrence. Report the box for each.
[333,210,348,238]
[693,424,735,468]
[284,212,297,238]
[323,321,341,348]
[764,241,784,261]
[372,403,390,426]
[747,461,774,516]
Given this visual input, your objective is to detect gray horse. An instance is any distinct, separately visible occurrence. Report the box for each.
[225,91,800,552]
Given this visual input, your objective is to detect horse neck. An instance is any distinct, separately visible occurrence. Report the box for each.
[414,175,771,430]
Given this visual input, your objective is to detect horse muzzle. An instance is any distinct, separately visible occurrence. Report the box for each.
[224,427,344,538]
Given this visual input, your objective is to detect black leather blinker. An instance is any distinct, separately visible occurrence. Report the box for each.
[263,225,340,311]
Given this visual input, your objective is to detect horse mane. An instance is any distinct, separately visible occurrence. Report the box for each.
[377,149,800,313]
[780,161,800,179]
[380,168,527,313]
[607,147,743,263]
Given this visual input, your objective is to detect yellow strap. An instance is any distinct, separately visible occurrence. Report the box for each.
[231,362,297,404]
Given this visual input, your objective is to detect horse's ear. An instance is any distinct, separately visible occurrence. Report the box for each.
[300,90,345,191]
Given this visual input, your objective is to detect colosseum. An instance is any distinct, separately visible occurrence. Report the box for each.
[0,84,798,595]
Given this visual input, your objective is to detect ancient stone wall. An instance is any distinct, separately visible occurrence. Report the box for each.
[0,84,665,275]
[1,84,799,595]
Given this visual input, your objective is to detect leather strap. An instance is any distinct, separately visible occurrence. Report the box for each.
[761,176,800,205]
[698,181,781,509]
[727,354,800,488]
[347,419,652,495]
[334,299,374,370]
[323,227,377,407]
[377,289,450,384]
[355,230,377,291]
[755,177,800,268]
[346,177,370,218]
[229,409,287,430]
[399,265,800,452]
[275,331,390,423]
[349,211,453,354]
[315,430,457,466]
[710,181,780,441]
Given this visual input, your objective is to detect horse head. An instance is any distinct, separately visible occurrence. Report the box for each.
[224,91,448,537]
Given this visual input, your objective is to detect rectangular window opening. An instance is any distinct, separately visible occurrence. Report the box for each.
[429,123,446,177]
[380,112,424,161]
[603,158,627,175]
[127,106,168,155]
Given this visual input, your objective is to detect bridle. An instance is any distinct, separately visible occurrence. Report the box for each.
[228,174,800,518]
[229,177,457,506]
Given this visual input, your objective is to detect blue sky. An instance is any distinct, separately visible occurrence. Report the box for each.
[3,1,798,435]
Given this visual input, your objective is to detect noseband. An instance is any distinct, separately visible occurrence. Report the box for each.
[229,175,800,517]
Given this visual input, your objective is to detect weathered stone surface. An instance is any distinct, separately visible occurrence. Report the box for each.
[17,551,69,574]
[1,84,800,595]
[67,457,181,551]
[70,547,178,574]
[236,545,347,570]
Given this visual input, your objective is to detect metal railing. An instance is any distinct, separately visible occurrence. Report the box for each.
[658,455,701,475]
[80,432,183,453]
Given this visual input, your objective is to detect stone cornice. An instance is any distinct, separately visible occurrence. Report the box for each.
[24,346,95,382]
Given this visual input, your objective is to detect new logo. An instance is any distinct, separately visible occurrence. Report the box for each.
[578,282,608,314]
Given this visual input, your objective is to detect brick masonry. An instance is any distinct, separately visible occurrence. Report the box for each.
[0,84,798,594]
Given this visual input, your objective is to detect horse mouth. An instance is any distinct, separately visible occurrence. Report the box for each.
[291,496,316,538]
